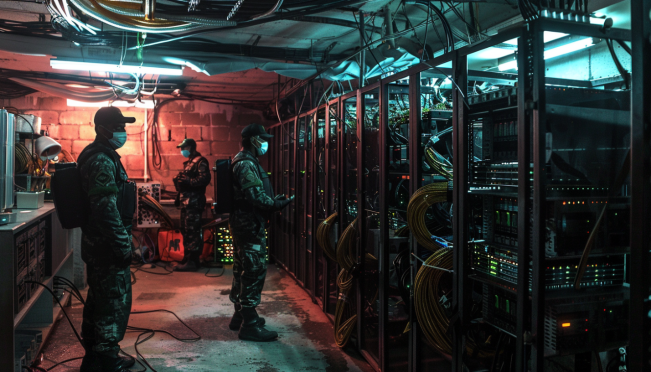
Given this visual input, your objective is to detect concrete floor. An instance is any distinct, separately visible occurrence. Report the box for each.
[40,263,375,372]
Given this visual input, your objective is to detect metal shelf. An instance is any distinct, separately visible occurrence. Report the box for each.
[13,249,73,328]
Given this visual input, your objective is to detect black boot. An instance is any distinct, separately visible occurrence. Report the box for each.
[238,307,278,341]
[229,304,266,330]
[80,351,133,372]
[174,250,200,272]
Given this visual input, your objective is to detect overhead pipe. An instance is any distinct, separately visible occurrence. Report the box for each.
[252,0,284,20]
[384,5,395,49]
[9,77,138,102]
[359,11,365,88]
[68,0,216,33]
[95,0,237,26]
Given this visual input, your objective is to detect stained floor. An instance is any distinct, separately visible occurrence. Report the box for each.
[40,263,375,372]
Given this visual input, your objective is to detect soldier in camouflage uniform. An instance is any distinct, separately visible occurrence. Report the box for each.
[173,138,211,271]
[229,123,293,341]
[78,107,136,372]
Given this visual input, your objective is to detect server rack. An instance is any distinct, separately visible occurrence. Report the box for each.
[266,15,636,372]
[323,98,340,317]
[629,0,651,370]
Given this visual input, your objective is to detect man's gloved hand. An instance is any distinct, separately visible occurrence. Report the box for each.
[273,195,294,210]
[273,198,291,210]
[176,173,190,185]
[174,192,181,207]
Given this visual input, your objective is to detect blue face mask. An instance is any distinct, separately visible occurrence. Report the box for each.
[181,150,191,158]
[259,141,268,155]
[108,132,127,149]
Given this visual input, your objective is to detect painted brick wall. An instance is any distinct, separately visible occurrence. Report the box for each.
[2,93,271,199]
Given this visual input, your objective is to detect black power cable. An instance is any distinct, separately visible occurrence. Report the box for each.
[25,277,202,372]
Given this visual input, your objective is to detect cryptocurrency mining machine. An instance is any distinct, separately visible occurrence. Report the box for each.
[452,17,632,372]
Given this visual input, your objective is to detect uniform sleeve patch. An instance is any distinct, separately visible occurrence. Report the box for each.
[94,170,113,187]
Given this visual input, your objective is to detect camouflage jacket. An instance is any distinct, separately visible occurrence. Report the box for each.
[79,142,135,267]
[230,149,276,237]
[175,152,210,203]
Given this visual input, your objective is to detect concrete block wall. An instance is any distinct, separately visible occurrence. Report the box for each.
[2,93,271,199]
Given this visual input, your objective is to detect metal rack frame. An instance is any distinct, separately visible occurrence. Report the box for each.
[629,0,651,370]
[267,15,637,372]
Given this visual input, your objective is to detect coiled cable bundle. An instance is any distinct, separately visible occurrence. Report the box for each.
[316,212,338,262]
[333,218,358,348]
[15,142,33,174]
[424,146,453,181]
[414,249,493,358]
[140,194,175,229]
[414,248,454,354]
[406,182,450,252]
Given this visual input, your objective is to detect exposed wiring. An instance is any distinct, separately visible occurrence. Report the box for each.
[316,212,338,261]
[407,182,451,252]
[333,218,358,347]
[34,276,201,372]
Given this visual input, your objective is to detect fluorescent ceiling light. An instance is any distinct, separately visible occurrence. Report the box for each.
[51,59,183,76]
[590,17,606,25]
[497,37,595,70]
[66,84,90,89]
[504,31,568,46]
[67,99,155,109]
[544,38,594,59]
[473,47,515,60]
[498,60,518,71]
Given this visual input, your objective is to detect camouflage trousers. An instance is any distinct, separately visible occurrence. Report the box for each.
[82,266,132,357]
[229,232,268,308]
[180,207,203,253]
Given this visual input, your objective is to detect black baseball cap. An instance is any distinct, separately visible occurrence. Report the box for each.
[94,107,136,128]
[177,138,197,148]
[242,123,273,139]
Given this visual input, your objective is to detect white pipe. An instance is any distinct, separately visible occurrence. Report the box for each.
[143,107,149,182]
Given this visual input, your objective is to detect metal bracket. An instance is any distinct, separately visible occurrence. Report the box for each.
[322,42,337,63]
[411,253,454,273]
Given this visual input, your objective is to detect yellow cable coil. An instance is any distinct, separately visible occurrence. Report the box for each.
[394,225,410,237]
[425,147,453,181]
[414,250,493,358]
[406,182,449,252]
[15,143,32,174]
[59,149,76,163]
[82,0,191,30]
[316,212,338,262]
[140,194,175,229]
[333,218,358,348]
[414,248,454,354]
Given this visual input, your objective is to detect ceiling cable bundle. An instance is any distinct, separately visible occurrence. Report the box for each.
[406,182,451,252]
[333,218,358,348]
[316,212,338,262]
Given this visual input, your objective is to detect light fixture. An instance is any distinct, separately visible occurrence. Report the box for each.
[544,38,595,60]
[497,37,596,71]
[51,59,183,76]
[498,60,518,72]
[473,47,515,60]
[503,31,568,46]
[67,99,155,109]
[66,84,90,89]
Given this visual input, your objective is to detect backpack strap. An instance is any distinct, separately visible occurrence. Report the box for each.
[77,142,123,180]
[230,156,261,191]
